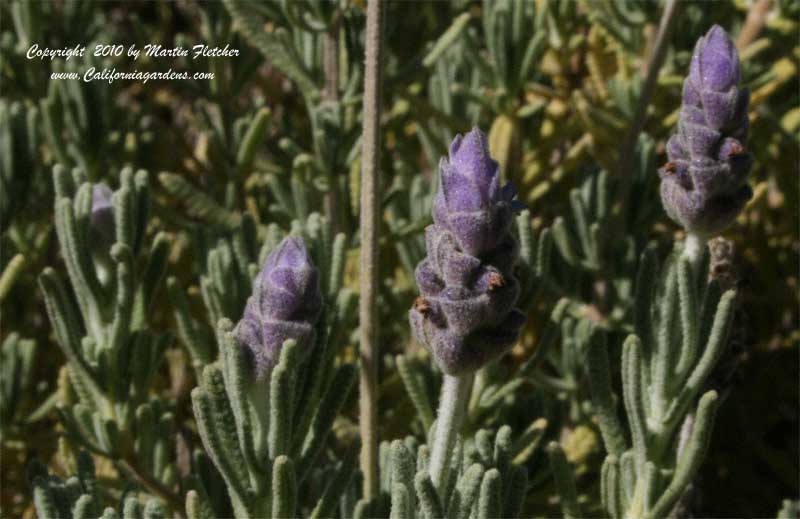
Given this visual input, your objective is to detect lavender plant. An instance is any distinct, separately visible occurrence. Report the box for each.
[378,425,536,519]
[4,2,796,518]
[188,233,357,518]
[587,25,752,519]
[406,127,530,511]
[38,166,180,511]
[28,450,168,519]
[589,254,735,518]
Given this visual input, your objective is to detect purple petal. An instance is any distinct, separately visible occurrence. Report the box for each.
[660,176,702,230]
[699,25,740,92]
[90,184,115,242]
[259,284,302,320]
[701,89,738,130]
[682,78,702,108]
[415,259,444,296]
[449,133,464,156]
[688,38,704,90]
[442,249,482,287]
[267,266,304,296]
[447,211,493,256]
[437,286,488,335]
[441,159,484,212]
[450,128,498,201]
[680,105,706,126]
[666,135,688,161]
[427,226,460,273]
[473,271,520,323]
[275,236,311,269]
[690,160,725,196]
[92,184,113,210]
[680,122,720,158]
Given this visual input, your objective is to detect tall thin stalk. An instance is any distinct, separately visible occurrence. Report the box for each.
[323,21,340,233]
[612,0,680,236]
[620,0,680,166]
[358,0,385,501]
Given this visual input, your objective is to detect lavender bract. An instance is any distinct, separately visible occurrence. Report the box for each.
[432,129,526,257]
[236,236,322,379]
[659,25,752,235]
[410,128,526,375]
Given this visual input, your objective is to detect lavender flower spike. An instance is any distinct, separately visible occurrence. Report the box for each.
[410,128,526,375]
[659,25,753,235]
[236,236,322,380]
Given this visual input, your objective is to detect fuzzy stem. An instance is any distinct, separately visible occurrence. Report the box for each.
[676,232,706,516]
[323,22,340,233]
[358,0,385,500]
[613,0,680,235]
[429,373,473,493]
[623,0,679,155]
[681,231,708,288]
[682,232,705,270]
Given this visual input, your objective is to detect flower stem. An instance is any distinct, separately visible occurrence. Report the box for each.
[429,373,474,493]
[675,231,707,459]
[323,21,340,233]
[622,0,680,158]
[682,231,706,270]
[612,0,680,236]
[358,0,385,500]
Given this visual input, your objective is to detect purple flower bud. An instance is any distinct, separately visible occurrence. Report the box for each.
[689,25,740,95]
[659,25,752,235]
[411,130,526,375]
[90,184,115,244]
[432,127,525,257]
[236,236,322,380]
